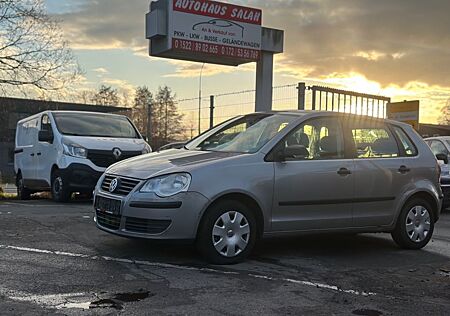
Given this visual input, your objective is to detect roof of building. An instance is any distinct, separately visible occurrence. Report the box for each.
[0,96,129,113]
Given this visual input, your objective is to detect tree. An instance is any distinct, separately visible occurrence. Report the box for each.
[439,98,450,125]
[91,85,120,106]
[0,0,79,95]
[133,86,153,140]
[151,86,184,149]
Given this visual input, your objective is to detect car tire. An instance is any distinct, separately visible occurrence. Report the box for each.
[391,198,435,250]
[196,200,258,265]
[16,173,31,200]
[51,170,71,203]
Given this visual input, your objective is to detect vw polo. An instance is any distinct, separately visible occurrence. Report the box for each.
[94,111,442,264]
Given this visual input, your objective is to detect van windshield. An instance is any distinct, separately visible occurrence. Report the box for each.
[52,113,139,138]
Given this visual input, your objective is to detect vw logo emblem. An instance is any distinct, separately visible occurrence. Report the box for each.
[109,178,120,193]
[113,148,122,160]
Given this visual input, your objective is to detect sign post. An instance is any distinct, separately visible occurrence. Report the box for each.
[146,0,284,114]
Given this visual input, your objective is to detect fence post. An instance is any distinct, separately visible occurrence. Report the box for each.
[209,95,215,129]
[311,87,317,111]
[297,82,306,110]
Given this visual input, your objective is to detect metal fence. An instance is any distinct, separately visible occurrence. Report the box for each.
[176,82,391,139]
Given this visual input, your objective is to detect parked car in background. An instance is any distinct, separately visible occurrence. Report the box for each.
[15,111,151,202]
[94,111,442,264]
[158,141,186,151]
[424,136,450,209]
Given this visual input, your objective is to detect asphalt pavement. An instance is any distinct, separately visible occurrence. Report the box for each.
[0,199,449,315]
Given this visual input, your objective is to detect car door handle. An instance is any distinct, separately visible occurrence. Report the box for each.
[398,165,410,174]
[30,153,35,157]
[36,153,42,156]
[337,168,352,176]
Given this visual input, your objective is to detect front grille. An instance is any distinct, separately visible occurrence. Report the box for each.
[88,150,142,168]
[125,217,171,234]
[96,210,121,230]
[101,175,140,196]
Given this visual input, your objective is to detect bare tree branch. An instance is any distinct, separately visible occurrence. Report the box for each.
[0,0,80,96]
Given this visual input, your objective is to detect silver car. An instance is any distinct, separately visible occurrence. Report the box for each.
[94,111,443,264]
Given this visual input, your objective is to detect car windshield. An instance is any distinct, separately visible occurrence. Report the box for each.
[186,114,297,153]
[53,113,139,138]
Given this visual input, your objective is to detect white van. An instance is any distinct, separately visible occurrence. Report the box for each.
[14,111,151,202]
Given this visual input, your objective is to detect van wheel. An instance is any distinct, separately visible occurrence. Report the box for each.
[16,174,31,200]
[196,200,257,265]
[391,198,435,250]
[51,170,71,203]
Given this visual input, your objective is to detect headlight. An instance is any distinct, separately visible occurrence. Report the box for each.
[142,144,152,154]
[140,173,191,197]
[62,143,87,159]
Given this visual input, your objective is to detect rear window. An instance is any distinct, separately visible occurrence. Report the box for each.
[392,126,417,156]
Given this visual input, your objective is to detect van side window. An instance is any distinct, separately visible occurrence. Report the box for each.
[282,117,344,161]
[392,126,417,156]
[17,119,38,146]
[351,125,399,159]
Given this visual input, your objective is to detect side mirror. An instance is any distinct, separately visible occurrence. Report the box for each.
[436,153,449,164]
[276,145,309,162]
[38,130,54,143]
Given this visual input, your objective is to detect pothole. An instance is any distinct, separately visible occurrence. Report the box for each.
[57,290,153,310]
[352,309,383,316]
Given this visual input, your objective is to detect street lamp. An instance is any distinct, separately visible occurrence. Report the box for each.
[198,63,205,135]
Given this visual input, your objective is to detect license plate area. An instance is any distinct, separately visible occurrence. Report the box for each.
[95,196,122,216]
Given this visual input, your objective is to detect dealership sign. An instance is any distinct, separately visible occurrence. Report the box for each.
[387,100,420,131]
[147,0,263,65]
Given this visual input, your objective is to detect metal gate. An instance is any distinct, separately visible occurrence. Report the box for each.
[299,84,391,119]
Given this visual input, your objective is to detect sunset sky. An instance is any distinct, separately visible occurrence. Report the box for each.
[45,0,449,124]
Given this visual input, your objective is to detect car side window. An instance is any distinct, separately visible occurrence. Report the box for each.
[392,126,417,156]
[430,140,448,156]
[281,117,344,161]
[350,124,399,159]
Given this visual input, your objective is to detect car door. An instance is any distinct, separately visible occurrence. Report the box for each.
[272,116,354,231]
[16,118,39,183]
[35,114,55,186]
[348,119,409,227]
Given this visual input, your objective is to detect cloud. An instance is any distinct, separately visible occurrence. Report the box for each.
[258,0,450,87]
[54,0,450,87]
[163,59,252,78]
[92,67,109,74]
[52,0,450,122]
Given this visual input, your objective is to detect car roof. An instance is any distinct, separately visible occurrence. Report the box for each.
[17,110,126,125]
[424,136,450,141]
[254,110,407,126]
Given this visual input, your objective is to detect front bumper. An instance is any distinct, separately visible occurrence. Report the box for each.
[61,163,103,192]
[93,188,210,240]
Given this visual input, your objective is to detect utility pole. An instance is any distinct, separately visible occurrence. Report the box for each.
[198,63,205,135]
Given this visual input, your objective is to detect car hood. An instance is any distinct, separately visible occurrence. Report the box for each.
[106,149,241,180]
[63,136,147,151]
